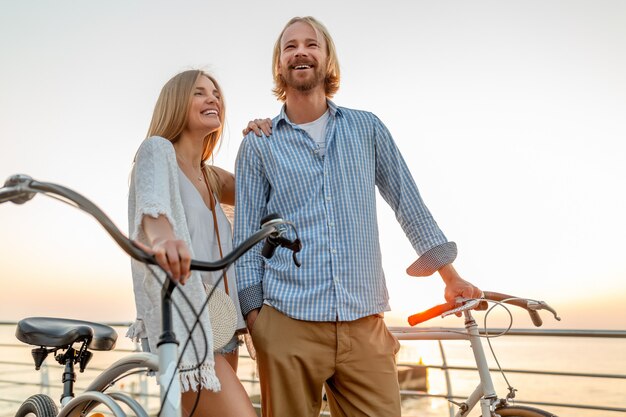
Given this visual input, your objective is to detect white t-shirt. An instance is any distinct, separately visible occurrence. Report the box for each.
[298,109,330,156]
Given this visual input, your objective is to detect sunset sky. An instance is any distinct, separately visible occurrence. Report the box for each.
[1,1,624,330]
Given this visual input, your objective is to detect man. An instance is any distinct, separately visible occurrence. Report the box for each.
[234,16,482,417]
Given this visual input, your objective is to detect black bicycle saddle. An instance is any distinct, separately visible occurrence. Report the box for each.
[16,317,118,351]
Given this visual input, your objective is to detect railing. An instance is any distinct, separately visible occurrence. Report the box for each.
[389,327,626,416]
[1,322,624,417]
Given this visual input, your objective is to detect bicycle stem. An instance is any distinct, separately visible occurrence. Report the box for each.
[159,280,179,349]
[158,279,181,417]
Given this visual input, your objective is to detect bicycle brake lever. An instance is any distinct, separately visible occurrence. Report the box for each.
[276,235,302,267]
[529,301,561,321]
[441,298,482,318]
[287,238,302,267]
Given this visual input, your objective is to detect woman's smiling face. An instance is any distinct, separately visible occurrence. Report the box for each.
[185,75,222,135]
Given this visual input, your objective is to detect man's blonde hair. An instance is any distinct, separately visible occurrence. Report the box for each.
[272,16,340,102]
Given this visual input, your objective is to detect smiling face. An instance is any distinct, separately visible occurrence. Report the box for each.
[185,75,222,136]
[277,21,328,95]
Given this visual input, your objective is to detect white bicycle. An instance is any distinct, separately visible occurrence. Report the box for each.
[392,291,561,417]
[1,174,302,417]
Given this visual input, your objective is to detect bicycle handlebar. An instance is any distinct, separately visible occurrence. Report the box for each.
[0,174,301,272]
[408,291,561,327]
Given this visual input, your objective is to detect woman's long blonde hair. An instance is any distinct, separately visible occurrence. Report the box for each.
[146,70,226,198]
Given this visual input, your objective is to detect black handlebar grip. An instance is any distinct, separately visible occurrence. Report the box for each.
[262,238,278,259]
[260,213,282,259]
[260,213,281,225]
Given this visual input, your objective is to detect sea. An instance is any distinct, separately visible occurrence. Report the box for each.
[1,325,624,417]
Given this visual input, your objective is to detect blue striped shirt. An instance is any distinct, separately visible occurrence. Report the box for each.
[234,101,456,322]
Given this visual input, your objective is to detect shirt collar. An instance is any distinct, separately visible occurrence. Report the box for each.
[277,99,342,126]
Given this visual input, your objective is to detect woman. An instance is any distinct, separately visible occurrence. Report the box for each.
[127,69,265,417]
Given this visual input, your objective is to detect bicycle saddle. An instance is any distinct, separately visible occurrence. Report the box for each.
[16,317,118,351]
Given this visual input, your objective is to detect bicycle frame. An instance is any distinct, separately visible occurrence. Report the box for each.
[461,308,498,417]
[394,310,500,417]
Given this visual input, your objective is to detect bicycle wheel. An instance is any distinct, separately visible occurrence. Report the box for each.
[494,404,557,417]
[15,394,58,417]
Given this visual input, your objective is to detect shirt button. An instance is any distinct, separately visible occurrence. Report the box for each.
[329,222,335,227]
[326,196,331,201]
[331,249,337,254]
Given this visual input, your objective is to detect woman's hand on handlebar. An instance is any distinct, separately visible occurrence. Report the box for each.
[134,239,191,284]
[139,215,191,284]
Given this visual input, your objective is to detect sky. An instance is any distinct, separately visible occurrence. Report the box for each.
[0,0,625,330]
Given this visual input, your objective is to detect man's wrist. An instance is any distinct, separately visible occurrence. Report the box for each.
[438,263,461,285]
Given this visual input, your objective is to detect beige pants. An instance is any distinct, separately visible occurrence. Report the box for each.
[250,305,402,417]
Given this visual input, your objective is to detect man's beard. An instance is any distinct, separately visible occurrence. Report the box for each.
[282,65,325,92]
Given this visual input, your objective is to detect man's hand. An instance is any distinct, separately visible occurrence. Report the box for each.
[438,264,482,304]
[443,276,482,304]
[242,118,272,137]
[246,308,261,333]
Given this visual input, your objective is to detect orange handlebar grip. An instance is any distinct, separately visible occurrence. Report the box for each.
[408,301,456,326]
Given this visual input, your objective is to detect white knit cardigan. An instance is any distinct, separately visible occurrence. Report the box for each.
[127,136,220,392]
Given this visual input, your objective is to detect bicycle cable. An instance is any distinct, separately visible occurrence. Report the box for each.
[167,220,297,417]
[170,271,229,417]
[482,298,524,401]
[152,221,295,417]
[143,264,212,417]
[125,223,290,417]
